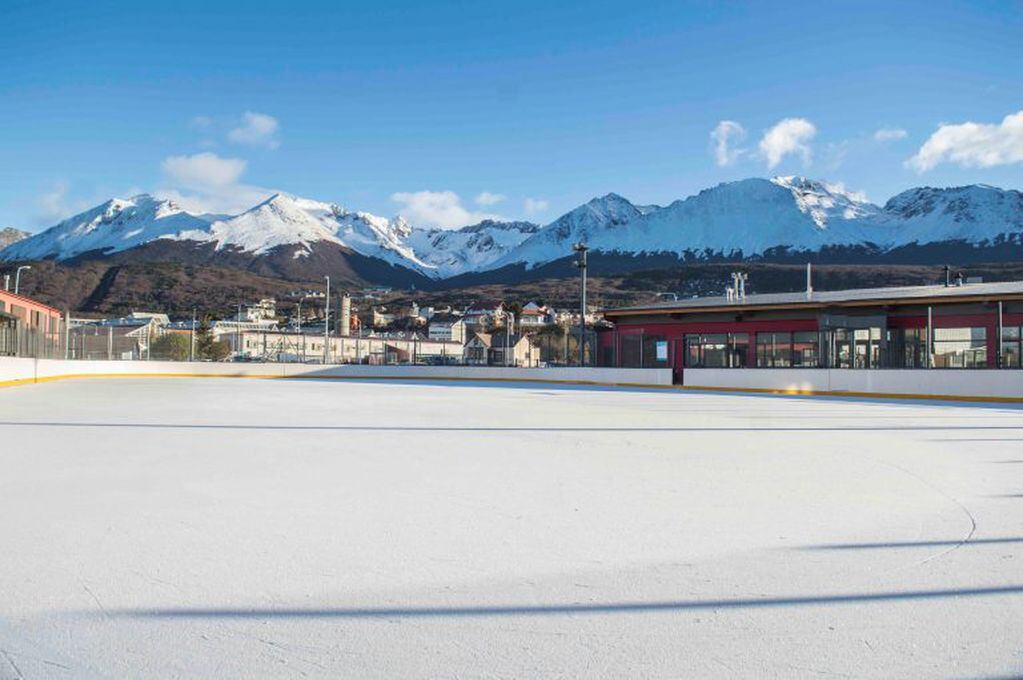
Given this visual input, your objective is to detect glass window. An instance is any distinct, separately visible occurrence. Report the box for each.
[792,331,819,367]
[700,334,728,367]
[620,334,642,368]
[1001,326,1021,368]
[684,333,748,368]
[641,335,668,368]
[891,328,925,369]
[730,333,749,368]
[756,332,792,368]
[933,327,987,368]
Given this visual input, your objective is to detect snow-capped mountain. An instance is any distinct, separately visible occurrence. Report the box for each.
[2,193,438,277]
[489,193,655,269]
[487,177,1023,270]
[405,219,539,277]
[0,227,29,250]
[881,184,1023,247]
[173,193,434,273]
[3,179,1021,285]
[0,195,215,261]
[593,176,887,258]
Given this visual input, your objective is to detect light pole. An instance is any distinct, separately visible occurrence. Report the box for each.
[323,275,331,364]
[572,242,588,366]
[190,308,197,362]
[235,302,244,360]
[14,265,31,295]
[296,294,310,332]
[506,312,515,367]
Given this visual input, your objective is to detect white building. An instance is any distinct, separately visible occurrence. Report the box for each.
[228,329,463,364]
[517,302,554,329]
[428,316,466,343]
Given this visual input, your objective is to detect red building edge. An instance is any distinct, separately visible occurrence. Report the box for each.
[0,288,64,356]
[597,281,1023,383]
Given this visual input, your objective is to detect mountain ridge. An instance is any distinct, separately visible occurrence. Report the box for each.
[3,178,1021,287]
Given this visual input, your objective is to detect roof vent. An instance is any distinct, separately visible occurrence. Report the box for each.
[730,272,748,300]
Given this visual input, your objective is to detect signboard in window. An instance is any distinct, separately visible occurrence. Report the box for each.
[655,340,668,361]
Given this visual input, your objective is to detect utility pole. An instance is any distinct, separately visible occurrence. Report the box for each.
[190,308,197,361]
[506,312,515,367]
[572,243,589,366]
[14,265,31,295]
[323,275,331,364]
[235,302,243,360]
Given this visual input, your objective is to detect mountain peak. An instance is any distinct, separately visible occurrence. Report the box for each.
[0,227,30,250]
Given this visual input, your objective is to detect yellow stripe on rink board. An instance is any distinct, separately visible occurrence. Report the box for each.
[2,371,1020,404]
[680,384,1023,404]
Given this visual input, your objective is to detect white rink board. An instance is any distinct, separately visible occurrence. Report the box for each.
[0,357,673,386]
[684,367,1023,399]
[1,377,1022,678]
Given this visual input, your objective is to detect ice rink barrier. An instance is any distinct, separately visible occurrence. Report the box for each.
[683,367,1023,401]
[0,358,673,388]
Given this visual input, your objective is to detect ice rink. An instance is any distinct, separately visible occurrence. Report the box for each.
[1,377,1022,678]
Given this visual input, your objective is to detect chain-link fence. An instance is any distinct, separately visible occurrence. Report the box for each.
[2,315,602,367]
[1,317,65,359]
[1,318,155,361]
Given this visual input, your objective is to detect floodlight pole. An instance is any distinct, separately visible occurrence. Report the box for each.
[506,312,515,367]
[324,275,331,364]
[573,243,589,366]
[14,265,31,295]
[190,308,197,362]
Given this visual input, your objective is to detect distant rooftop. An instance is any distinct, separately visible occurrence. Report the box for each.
[605,280,1023,317]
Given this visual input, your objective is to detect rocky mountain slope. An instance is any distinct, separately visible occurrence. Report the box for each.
[0,227,29,250]
[3,178,1021,288]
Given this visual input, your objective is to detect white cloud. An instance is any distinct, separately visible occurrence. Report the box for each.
[190,115,214,131]
[228,111,280,149]
[523,197,549,215]
[391,190,500,229]
[34,181,94,225]
[161,153,247,190]
[873,127,907,142]
[907,109,1023,172]
[759,118,817,169]
[710,120,747,166]
[159,152,273,215]
[474,191,506,206]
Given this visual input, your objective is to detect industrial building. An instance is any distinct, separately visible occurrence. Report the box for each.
[599,279,1023,383]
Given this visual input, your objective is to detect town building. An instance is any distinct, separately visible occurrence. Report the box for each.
[463,330,539,367]
[463,332,491,365]
[372,307,396,329]
[599,279,1023,382]
[226,328,464,364]
[517,301,553,329]
[428,315,466,343]
[0,289,63,357]
[463,301,506,330]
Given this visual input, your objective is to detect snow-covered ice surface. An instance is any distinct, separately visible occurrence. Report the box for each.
[1,378,1022,678]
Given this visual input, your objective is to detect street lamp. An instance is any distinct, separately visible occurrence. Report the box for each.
[572,242,588,366]
[506,312,515,367]
[14,265,31,295]
[323,275,331,364]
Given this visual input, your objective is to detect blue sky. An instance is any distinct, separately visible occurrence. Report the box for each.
[2,0,1022,231]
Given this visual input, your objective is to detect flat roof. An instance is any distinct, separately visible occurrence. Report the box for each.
[604,280,1023,317]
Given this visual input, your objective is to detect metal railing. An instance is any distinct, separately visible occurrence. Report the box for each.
[1,319,601,367]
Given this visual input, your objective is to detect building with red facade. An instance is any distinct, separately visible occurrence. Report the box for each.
[0,289,63,357]
[599,280,1023,384]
